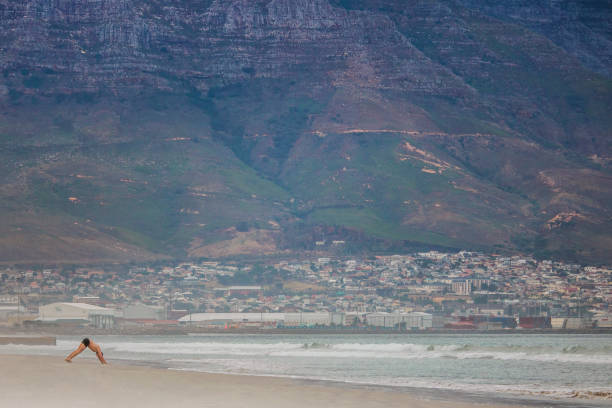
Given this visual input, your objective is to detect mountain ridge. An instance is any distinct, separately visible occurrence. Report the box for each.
[1,0,611,264]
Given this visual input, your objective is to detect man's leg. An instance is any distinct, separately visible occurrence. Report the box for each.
[65,343,86,362]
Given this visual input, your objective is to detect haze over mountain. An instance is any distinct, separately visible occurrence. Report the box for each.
[1,0,611,264]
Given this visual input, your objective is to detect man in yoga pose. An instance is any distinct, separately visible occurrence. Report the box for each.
[65,338,108,364]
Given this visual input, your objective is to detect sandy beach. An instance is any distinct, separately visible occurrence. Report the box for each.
[0,354,540,408]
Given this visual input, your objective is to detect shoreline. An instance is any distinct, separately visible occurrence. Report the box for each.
[160,363,612,408]
[1,354,610,408]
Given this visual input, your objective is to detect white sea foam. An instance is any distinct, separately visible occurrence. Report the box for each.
[96,341,612,364]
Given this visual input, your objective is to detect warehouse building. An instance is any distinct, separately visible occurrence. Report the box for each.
[283,312,332,327]
[178,312,342,328]
[0,295,24,320]
[365,312,433,330]
[178,312,284,328]
[37,302,115,328]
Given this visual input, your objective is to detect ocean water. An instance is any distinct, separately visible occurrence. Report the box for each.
[2,333,612,402]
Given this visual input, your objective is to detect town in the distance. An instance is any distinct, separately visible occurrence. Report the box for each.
[1,251,611,332]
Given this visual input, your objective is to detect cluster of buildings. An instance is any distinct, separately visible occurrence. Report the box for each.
[0,251,610,330]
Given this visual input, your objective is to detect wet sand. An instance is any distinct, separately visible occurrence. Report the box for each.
[0,354,565,408]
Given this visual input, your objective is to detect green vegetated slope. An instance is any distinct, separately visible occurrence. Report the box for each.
[1,0,611,264]
[0,95,292,262]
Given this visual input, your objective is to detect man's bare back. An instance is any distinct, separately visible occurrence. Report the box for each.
[65,338,107,364]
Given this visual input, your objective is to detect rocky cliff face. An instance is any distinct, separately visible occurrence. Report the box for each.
[454,0,612,77]
[0,0,610,263]
[0,0,470,96]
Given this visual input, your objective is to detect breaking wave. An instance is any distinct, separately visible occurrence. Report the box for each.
[92,340,612,364]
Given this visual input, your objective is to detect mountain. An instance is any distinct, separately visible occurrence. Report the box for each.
[1,0,611,264]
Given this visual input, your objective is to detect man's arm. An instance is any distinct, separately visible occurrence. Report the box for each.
[96,350,108,364]
[65,343,86,362]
